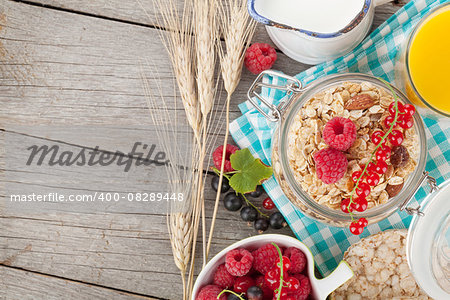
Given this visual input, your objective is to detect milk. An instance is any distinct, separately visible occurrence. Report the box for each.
[254,0,365,34]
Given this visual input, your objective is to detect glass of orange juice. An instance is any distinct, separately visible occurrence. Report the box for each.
[395,3,450,119]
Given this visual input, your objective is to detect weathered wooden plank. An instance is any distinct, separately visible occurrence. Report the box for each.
[1,196,293,299]
[0,266,157,300]
[0,0,305,128]
[18,0,405,49]
[0,130,294,299]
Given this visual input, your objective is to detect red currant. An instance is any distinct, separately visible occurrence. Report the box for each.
[285,276,300,292]
[373,160,388,174]
[280,256,291,272]
[349,221,364,235]
[262,197,275,210]
[234,276,255,295]
[356,182,371,198]
[388,130,404,146]
[351,171,364,183]
[375,145,391,162]
[388,102,405,116]
[384,115,396,128]
[366,162,377,175]
[341,198,353,213]
[351,197,368,212]
[366,172,380,186]
[264,267,280,290]
[403,104,416,117]
[371,131,386,146]
[358,217,368,228]
[276,289,289,300]
[398,114,414,129]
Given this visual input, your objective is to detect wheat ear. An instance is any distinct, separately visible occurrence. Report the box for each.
[187,0,219,293]
[144,1,201,299]
[206,0,256,260]
[140,60,197,300]
[153,0,200,143]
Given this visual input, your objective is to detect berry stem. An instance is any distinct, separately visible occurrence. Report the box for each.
[217,289,245,300]
[212,167,233,180]
[347,79,401,223]
[272,242,284,300]
[241,193,269,218]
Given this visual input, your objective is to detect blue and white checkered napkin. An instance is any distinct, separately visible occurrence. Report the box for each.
[230,0,450,275]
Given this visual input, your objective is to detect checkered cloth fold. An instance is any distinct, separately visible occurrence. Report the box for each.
[230,0,450,275]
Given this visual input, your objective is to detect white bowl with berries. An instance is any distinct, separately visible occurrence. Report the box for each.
[193,234,353,300]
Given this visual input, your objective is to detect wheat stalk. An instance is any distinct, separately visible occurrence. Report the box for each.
[145,0,223,297]
[144,1,203,299]
[206,0,256,260]
[186,0,219,291]
[152,0,201,143]
[141,61,197,300]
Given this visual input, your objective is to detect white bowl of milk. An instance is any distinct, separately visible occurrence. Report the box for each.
[248,0,392,64]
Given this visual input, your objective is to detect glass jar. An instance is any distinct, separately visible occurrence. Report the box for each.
[407,178,450,298]
[248,71,429,227]
[394,2,450,119]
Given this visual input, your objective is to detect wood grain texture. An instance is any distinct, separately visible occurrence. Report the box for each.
[1,266,157,300]
[14,0,404,49]
[0,0,404,299]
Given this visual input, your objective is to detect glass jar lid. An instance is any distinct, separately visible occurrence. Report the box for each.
[407,178,450,298]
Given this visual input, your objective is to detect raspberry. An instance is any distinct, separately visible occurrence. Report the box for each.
[252,243,279,274]
[283,247,306,274]
[196,284,225,300]
[213,264,235,288]
[212,144,239,173]
[225,248,253,276]
[323,117,357,151]
[288,274,311,300]
[244,43,277,75]
[313,148,348,184]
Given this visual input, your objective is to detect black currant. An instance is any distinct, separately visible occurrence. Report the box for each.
[269,212,286,229]
[240,206,258,222]
[227,293,241,300]
[223,192,243,211]
[254,218,269,233]
[247,286,263,300]
[247,185,264,198]
[211,175,230,193]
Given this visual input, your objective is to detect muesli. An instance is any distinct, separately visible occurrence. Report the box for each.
[287,81,419,211]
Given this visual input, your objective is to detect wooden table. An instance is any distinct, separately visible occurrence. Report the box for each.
[0,1,406,299]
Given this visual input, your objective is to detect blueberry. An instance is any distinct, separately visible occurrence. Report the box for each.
[227,293,242,300]
[240,206,258,222]
[254,218,269,233]
[269,212,286,229]
[247,185,264,198]
[211,175,230,193]
[223,192,243,211]
[247,286,263,300]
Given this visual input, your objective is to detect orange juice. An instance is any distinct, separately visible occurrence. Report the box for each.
[406,4,450,116]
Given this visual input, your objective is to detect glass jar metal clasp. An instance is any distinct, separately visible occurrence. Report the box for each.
[247,70,303,122]
[400,171,439,216]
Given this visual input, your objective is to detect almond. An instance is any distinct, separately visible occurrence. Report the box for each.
[345,94,375,110]
[385,164,394,179]
[386,182,404,198]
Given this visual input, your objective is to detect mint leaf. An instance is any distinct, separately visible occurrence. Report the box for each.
[229,148,273,194]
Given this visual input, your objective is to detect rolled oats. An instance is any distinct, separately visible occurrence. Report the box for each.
[287,81,419,210]
[331,230,431,300]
